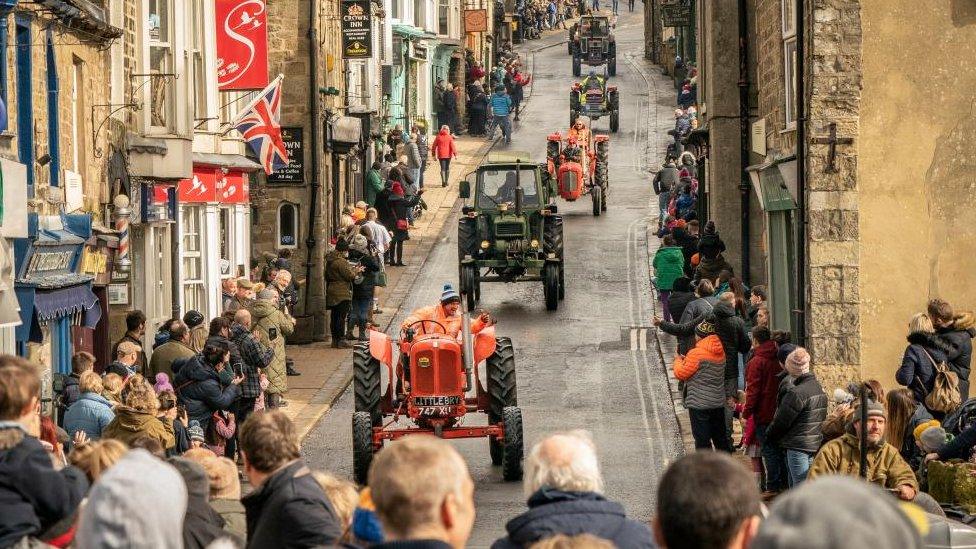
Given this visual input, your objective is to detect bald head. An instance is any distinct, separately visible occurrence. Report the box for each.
[525,431,604,498]
[234,309,252,328]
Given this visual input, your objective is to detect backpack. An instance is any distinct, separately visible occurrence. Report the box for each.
[922,348,962,413]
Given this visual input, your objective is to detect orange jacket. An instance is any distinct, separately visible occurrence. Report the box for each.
[401,304,487,338]
[673,335,725,381]
[567,127,590,146]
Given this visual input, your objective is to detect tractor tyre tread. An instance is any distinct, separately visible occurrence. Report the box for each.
[502,406,524,481]
[352,411,375,485]
[487,337,517,466]
[543,215,564,258]
[458,218,479,262]
[543,263,559,310]
[353,344,383,426]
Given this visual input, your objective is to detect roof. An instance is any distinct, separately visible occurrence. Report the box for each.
[35,0,123,43]
[484,151,534,164]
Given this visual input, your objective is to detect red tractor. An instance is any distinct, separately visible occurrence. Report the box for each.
[351,316,522,484]
[546,126,610,216]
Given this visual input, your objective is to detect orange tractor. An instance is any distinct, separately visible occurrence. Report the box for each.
[546,125,610,216]
[351,315,522,484]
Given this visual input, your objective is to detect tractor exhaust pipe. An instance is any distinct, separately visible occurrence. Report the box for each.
[461,311,475,392]
[515,159,524,217]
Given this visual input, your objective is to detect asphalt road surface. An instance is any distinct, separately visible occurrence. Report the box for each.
[303,8,683,546]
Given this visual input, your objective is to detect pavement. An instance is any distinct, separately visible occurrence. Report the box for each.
[302,7,689,547]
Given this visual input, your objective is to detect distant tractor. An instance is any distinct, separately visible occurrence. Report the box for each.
[546,126,610,215]
[352,319,523,484]
[570,14,616,77]
[570,79,620,133]
[457,152,566,311]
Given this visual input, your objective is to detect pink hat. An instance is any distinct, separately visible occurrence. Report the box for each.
[154,372,174,394]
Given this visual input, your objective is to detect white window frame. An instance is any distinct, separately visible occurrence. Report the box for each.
[147,0,176,132]
[277,202,299,249]
[437,0,450,36]
[189,0,207,123]
[71,58,83,173]
[181,205,207,313]
[782,0,797,128]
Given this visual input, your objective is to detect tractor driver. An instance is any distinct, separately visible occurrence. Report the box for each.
[562,136,583,163]
[401,283,493,339]
[581,70,605,93]
[567,121,590,146]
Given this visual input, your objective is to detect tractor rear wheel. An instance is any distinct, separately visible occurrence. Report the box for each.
[559,264,566,300]
[353,343,383,426]
[502,406,524,481]
[591,185,603,216]
[572,55,581,76]
[461,264,480,311]
[543,263,559,311]
[610,109,619,133]
[608,54,617,77]
[458,217,479,262]
[487,337,517,465]
[352,411,375,485]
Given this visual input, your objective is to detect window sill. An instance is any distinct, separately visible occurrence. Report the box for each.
[0,131,15,141]
[780,125,797,134]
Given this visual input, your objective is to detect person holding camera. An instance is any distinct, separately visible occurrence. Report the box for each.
[251,288,296,409]
[171,339,244,434]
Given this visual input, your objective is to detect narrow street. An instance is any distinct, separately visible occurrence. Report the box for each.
[303,8,682,546]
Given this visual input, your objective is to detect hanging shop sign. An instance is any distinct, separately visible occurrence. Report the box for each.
[464,9,488,32]
[266,127,305,184]
[341,0,372,59]
[216,0,270,90]
[661,3,692,27]
[179,167,252,203]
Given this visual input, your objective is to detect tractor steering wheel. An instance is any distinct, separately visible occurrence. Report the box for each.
[405,319,449,335]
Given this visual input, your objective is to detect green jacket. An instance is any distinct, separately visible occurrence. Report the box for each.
[808,433,919,491]
[325,250,356,307]
[250,299,295,395]
[148,340,195,380]
[653,246,685,291]
[365,169,384,206]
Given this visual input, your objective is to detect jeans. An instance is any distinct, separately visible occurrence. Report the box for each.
[658,290,672,322]
[737,353,745,391]
[688,408,732,451]
[756,424,787,491]
[611,0,618,12]
[592,0,599,10]
[348,297,372,338]
[330,300,351,342]
[439,158,451,185]
[419,158,427,187]
[493,115,512,143]
[785,449,814,487]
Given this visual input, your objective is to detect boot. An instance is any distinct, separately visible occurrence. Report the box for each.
[344,329,355,340]
[285,358,301,376]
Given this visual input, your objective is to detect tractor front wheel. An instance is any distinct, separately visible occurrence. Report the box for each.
[352,411,375,485]
[543,263,560,311]
[559,264,566,300]
[353,344,383,426]
[608,55,617,77]
[502,406,524,481]
[487,337,518,465]
[461,264,480,311]
[610,109,620,133]
[458,217,479,262]
[591,185,603,216]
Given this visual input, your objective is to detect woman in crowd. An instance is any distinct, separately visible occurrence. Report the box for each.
[67,438,127,483]
[102,375,176,450]
[63,371,115,441]
[896,312,956,417]
[885,388,933,469]
[652,235,685,322]
[172,341,243,433]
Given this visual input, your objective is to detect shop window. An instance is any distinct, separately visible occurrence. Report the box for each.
[414,0,424,26]
[391,0,400,19]
[181,206,206,313]
[277,202,298,249]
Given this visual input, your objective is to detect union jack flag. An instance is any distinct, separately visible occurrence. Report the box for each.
[232,74,289,174]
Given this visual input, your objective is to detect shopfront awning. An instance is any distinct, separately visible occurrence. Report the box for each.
[746,155,797,212]
[191,152,264,172]
[393,24,436,39]
[15,281,101,342]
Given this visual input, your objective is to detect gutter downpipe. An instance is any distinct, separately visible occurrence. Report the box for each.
[795,0,807,345]
[737,0,750,285]
[303,0,322,314]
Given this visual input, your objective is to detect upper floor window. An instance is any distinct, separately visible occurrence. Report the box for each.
[782,0,797,128]
[438,0,450,35]
[190,0,208,124]
[149,0,175,130]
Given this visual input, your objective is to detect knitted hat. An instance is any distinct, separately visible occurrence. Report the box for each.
[257,288,277,301]
[851,400,886,425]
[912,419,941,444]
[919,426,948,454]
[784,348,811,377]
[187,420,205,442]
[183,310,204,328]
[440,283,461,304]
[352,488,384,543]
[694,319,715,338]
[777,342,798,365]
[154,373,174,394]
[349,234,369,254]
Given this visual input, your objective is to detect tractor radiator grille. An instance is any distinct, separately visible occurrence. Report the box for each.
[586,93,603,107]
[495,222,525,239]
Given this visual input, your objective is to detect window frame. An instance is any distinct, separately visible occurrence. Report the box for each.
[180,205,206,313]
[147,0,175,132]
[438,0,450,35]
[782,0,797,129]
[277,202,299,249]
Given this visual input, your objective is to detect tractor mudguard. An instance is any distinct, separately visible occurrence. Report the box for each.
[473,326,498,364]
[461,257,478,266]
[368,330,394,366]
[593,134,610,143]
[547,132,563,142]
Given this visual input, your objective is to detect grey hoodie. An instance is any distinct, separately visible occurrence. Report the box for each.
[76,449,187,549]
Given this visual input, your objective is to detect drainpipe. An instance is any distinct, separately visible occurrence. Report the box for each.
[737,0,750,285]
[794,0,807,345]
[303,0,322,315]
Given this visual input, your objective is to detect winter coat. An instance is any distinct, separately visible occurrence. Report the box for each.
[172,354,241,432]
[149,339,197,380]
[102,406,176,449]
[490,488,654,549]
[365,169,384,206]
[808,433,918,491]
[674,334,727,410]
[698,232,726,260]
[405,140,422,169]
[667,290,696,325]
[390,194,421,241]
[206,334,244,379]
[937,312,975,400]
[0,429,88,547]
[231,323,274,399]
[661,295,717,354]
[416,133,430,161]
[676,231,699,273]
[212,498,248,541]
[490,92,513,116]
[653,166,679,195]
[652,246,684,291]
[695,254,733,282]
[60,373,81,410]
[712,301,752,381]
[895,332,955,406]
[63,392,115,440]
[743,340,781,426]
[325,250,356,307]
[765,372,828,453]
[242,460,344,549]
[250,299,295,395]
[431,128,457,160]
[900,404,933,468]
[938,420,976,461]
[350,250,380,300]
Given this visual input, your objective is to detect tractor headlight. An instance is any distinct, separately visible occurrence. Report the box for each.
[498,203,509,212]
[530,239,539,248]
[481,240,490,249]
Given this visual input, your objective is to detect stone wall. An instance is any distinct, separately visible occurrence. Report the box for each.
[805,0,862,392]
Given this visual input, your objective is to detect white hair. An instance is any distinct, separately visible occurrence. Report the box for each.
[524,430,604,498]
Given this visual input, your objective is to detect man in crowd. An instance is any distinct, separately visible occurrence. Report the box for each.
[492,431,653,548]
[105,340,142,379]
[231,309,274,427]
[59,351,95,413]
[489,85,513,144]
[808,400,918,501]
[250,288,295,408]
[402,284,492,339]
[929,298,974,401]
[653,278,717,354]
[370,435,475,549]
[240,410,344,547]
[226,278,255,314]
[221,278,238,312]
[653,452,761,549]
[148,319,196,380]
[113,310,147,374]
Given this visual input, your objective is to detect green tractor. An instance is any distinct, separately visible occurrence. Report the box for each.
[457,152,566,311]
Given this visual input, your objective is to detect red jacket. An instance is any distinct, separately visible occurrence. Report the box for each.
[431,129,456,159]
[743,340,781,425]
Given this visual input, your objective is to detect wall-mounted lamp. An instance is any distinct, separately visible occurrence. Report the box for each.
[36,153,51,166]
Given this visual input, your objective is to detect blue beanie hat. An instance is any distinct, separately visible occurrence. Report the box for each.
[777,343,798,365]
[440,283,461,303]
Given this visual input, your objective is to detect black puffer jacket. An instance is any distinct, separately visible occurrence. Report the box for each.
[937,313,976,401]
[697,232,726,260]
[895,332,955,405]
[766,372,828,453]
[711,301,751,381]
[491,489,654,549]
[667,290,696,325]
[172,355,241,432]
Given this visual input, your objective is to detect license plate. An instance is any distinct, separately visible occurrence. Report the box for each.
[414,395,462,406]
[418,405,454,417]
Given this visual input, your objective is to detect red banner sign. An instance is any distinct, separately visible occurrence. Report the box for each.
[215,0,269,90]
[179,168,250,204]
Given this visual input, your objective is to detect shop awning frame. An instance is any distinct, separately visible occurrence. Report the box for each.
[15,281,101,342]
